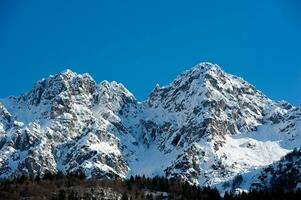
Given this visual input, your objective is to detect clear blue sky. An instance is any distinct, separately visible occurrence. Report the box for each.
[0,0,300,105]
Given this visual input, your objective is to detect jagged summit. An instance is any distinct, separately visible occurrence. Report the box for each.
[0,62,300,194]
[150,62,220,92]
[50,69,93,80]
[178,62,222,78]
[16,69,95,107]
[147,62,281,145]
[99,80,135,100]
[158,62,221,89]
[149,62,267,104]
[50,68,77,78]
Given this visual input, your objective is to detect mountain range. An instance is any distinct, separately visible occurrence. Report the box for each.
[0,62,300,194]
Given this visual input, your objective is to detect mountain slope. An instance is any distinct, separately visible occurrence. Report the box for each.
[250,148,301,191]
[0,63,300,193]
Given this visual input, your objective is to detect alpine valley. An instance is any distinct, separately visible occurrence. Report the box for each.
[0,63,300,194]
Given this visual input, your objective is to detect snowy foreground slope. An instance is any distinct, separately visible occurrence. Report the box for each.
[0,63,300,193]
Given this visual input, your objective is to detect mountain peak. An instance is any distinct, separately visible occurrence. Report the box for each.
[99,80,134,99]
[17,69,96,107]
[0,63,300,194]
[53,69,95,86]
[194,62,221,73]
[181,62,221,78]
[57,68,76,77]
[147,61,276,139]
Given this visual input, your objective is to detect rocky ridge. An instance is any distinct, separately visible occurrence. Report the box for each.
[0,63,300,194]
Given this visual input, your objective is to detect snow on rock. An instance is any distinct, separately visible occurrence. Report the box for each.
[0,63,300,193]
[250,148,301,191]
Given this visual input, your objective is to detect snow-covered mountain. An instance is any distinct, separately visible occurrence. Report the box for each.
[0,63,300,193]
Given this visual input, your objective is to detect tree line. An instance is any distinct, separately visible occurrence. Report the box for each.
[0,173,300,199]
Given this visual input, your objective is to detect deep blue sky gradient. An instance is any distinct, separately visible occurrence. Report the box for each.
[0,0,300,105]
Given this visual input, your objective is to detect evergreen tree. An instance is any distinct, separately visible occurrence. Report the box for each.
[121,192,128,200]
[58,189,66,200]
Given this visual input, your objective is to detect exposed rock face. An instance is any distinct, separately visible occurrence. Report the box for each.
[165,144,202,185]
[0,62,300,193]
[147,64,276,144]
[0,70,129,179]
[0,103,13,133]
